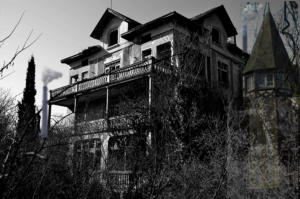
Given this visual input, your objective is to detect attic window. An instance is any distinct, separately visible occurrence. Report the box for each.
[212,28,220,44]
[109,29,118,46]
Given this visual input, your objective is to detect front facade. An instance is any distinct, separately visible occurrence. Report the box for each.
[49,6,244,194]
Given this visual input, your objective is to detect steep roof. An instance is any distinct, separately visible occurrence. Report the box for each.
[190,5,237,37]
[243,10,291,74]
[90,8,141,40]
[121,12,205,40]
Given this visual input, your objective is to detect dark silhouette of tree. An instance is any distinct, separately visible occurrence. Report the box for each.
[17,55,40,152]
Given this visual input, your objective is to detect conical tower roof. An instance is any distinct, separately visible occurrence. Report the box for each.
[243,10,291,74]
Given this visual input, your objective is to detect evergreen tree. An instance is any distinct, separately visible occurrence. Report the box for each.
[17,55,40,151]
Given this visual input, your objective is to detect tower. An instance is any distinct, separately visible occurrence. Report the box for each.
[243,8,295,189]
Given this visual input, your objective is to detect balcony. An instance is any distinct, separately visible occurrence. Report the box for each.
[50,58,154,100]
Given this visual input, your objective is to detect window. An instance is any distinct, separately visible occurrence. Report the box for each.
[142,49,152,60]
[141,34,151,44]
[110,98,120,117]
[247,76,255,91]
[108,135,145,171]
[74,139,101,170]
[258,74,274,88]
[276,73,288,88]
[70,75,78,84]
[218,61,228,84]
[105,59,120,73]
[212,28,220,44]
[82,71,88,80]
[109,29,118,46]
[157,42,171,66]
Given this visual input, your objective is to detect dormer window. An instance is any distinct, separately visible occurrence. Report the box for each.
[109,29,118,46]
[212,27,220,44]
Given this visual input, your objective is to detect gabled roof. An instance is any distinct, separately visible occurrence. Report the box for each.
[121,12,205,40]
[243,10,291,74]
[90,8,141,40]
[190,5,237,37]
[61,46,102,65]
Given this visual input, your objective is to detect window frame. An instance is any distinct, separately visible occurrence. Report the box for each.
[142,48,152,61]
[74,138,102,170]
[217,61,229,85]
[70,75,79,84]
[247,75,255,91]
[212,27,221,45]
[81,71,88,80]
[105,59,120,73]
[109,29,119,47]
[258,74,274,88]
[276,73,289,88]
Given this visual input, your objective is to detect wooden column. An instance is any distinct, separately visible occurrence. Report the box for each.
[47,103,52,134]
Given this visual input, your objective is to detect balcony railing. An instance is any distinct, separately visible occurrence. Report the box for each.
[50,58,154,99]
[53,115,138,135]
[94,171,142,192]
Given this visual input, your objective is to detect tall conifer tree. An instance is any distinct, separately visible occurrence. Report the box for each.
[17,55,40,151]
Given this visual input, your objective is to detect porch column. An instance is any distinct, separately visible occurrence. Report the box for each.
[47,103,52,134]
[74,96,78,133]
[106,86,110,116]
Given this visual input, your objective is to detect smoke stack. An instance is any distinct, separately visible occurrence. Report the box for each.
[40,66,62,138]
[40,86,48,138]
[243,24,247,53]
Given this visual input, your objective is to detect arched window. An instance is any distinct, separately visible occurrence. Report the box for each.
[109,29,118,46]
[212,27,220,44]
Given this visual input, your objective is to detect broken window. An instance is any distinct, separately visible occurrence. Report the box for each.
[109,29,118,46]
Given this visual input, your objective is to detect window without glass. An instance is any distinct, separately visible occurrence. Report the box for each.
[212,28,220,44]
[109,29,118,46]
[82,71,88,80]
[218,61,228,84]
[247,76,255,91]
[70,75,78,84]
[74,139,101,170]
[258,74,274,88]
[142,49,152,60]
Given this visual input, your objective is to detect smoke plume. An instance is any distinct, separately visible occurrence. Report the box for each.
[242,3,264,25]
[42,66,63,86]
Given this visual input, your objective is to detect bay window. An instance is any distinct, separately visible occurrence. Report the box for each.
[258,74,274,88]
[247,76,255,91]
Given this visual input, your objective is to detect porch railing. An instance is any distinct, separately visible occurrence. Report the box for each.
[50,57,154,99]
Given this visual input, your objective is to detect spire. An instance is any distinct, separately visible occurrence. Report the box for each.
[243,7,291,74]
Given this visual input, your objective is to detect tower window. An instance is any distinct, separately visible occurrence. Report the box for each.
[258,74,274,88]
[247,76,255,91]
[109,29,118,46]
[212,28,220,44]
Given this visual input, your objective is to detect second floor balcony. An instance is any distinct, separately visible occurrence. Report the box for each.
[50,57,156,101]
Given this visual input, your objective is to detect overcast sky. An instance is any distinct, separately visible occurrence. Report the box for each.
[0,0,287,115]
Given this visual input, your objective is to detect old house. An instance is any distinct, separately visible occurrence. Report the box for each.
[48,5,245,195]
